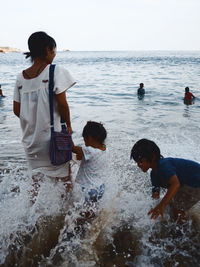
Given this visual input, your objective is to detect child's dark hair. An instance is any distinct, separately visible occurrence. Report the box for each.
[130,139,163,163]
[82,121,107,145]
[24,31,56,61]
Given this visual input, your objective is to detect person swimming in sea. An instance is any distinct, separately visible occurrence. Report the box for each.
[137,83,145,96]
[184,87,195,105]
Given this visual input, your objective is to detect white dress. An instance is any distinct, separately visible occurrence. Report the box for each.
[75,146,109,190]
[13,64,76,177]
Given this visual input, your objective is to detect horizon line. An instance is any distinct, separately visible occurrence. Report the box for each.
[1,47,200,53]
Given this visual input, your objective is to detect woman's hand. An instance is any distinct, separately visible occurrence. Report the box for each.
[67,125,73,134]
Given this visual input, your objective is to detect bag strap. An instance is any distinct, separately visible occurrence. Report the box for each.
[49,64,66,133]
[49,64,55,132]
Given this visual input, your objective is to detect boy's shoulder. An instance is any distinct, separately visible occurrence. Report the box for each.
[157,158,175,172]
[158,157,172,165]
[158,157,186,166]
[159,157,200,168]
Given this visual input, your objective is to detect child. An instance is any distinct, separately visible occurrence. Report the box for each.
[130,139,200,221]
[72,121,108,204]
[60,121,108,239]
[184,87,195,105]
[137,83,145,95]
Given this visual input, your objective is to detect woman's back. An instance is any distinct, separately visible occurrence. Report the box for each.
[14,64,75,174]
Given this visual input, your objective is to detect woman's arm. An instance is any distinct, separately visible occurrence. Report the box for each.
[55,91,72,133]
[148,174,180,220]
[13,101,20,118]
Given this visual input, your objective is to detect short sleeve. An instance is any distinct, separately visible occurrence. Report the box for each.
[54,66,76,95]
[13,75,21,103]
[82,146,95,161]
[160,160,176,182]
[150,171,160,193]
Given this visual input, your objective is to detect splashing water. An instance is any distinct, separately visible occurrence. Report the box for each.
[1,51,200,266]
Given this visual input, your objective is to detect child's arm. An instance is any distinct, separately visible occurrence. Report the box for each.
[152,190,160,199]
[151,173,160,199]
[148,174,180,220]
[72,143,84,160]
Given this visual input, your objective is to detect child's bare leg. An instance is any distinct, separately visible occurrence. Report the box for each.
[74,204,96,236]
[63,176,73,193]
[169,203,187,224]
[171,186,200,224]
[78,186,104,220]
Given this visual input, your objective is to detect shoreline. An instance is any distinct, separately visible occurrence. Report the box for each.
[0,47,21,53]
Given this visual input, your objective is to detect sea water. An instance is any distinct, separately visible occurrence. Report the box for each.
[0,51,200,266]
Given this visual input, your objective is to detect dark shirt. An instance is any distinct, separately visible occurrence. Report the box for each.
[184,92,194,101]
[137,88,145,95]
[150,158,200,193]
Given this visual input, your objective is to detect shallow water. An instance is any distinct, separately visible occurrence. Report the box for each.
[0,51,200,266]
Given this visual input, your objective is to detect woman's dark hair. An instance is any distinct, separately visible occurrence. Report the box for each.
[24,31,56,61]
[82,121,107,145]
[130,138,163,162]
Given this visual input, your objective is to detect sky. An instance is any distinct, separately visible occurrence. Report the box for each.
[1,0,200,51]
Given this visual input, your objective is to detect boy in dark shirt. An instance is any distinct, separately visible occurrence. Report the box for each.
[130,139,200,222]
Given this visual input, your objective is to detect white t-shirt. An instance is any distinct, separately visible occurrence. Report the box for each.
[75,146,109,189]
[13,64,76,177]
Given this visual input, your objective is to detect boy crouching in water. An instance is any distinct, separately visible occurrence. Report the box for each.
[130,139,200,222]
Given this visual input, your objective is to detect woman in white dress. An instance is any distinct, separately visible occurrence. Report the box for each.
[13,31,76,200]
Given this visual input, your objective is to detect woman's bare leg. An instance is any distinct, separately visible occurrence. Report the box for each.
[29,173,43,204]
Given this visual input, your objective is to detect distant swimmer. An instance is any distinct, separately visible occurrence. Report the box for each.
[137,83,145,95]
[184,87,195,105]
[0,85,5,98]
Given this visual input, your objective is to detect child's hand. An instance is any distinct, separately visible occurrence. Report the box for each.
[76,154,83,160]
[148,203,166,220]
[72,144,84,160]
[152,191,160,199]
